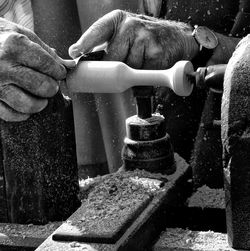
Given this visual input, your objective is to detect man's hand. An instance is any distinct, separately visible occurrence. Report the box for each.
[69,10,198,70]
[0,18,75,122]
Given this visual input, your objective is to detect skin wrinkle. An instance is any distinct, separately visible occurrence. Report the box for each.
[137,27,159,62]
[154,20,195,66]
[0,100,29,121]
[0,32,66,80]
[1,84,47,114]
[126,18,187,68]
[0,62,58,98]
[155,20,185,66]
[4,85,28,112]
[0,17,71,121]
[124,29,133,67]
[0,17,68,65]
[0,32,18,59]
[0,82,10,98]
[10,65,58,97]
[110,9,125,44]
[158,24,185,67]
[17,41,66,80]
[108,16,135,62]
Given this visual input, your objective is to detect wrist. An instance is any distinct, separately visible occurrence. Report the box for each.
[190,25,219,66]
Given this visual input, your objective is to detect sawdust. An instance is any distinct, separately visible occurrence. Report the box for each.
[0,222,61,239]
[188,185,225,209]
[72,170,166,237]
[154,228,234,251]
[78,169,168,201]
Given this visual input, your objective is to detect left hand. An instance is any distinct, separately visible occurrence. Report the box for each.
[0,18,75,122]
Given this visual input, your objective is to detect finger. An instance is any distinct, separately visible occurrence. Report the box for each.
[137,14,159,22]
[0,84,48,114]
[102,32,130,61]
[102,17,144,61]
[141,34,164,69]
[15,24,66,64]
[0,101,30,122]
[125,33,146,69]
[0,18,62,64]
[69,9,126,58]
[4,33,66,80]
[25,33,71,72]
[0,63,59,98]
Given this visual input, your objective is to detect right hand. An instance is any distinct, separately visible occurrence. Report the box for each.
[68,10,197,70]
[0,18,75,122]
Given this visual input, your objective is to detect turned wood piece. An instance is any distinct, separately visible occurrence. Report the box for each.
[221,35,250,249]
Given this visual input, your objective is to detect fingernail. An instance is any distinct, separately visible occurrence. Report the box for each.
[69,44,82,59]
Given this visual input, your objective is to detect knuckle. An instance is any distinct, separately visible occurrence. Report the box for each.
[0,84,11,98]
[148,46,163,59]
[110,9,125,17]
[135,28,150,42]
[56,64,67,80]
[48,64,66,81]
[0,32,28,59]
[121,16,145,36]
[16,25,35,40]
[123,16,138,29]
[5,32,27,47]
[8,65,60,97]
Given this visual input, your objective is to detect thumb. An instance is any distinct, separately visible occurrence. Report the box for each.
[68,9,126,59]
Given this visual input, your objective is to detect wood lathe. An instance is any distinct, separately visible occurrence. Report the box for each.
[66,51,225,174]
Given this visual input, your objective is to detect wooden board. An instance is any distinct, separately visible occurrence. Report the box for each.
[36,153,191,251]
[52,172,158,243]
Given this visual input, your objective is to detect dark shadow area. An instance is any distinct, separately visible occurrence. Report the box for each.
[164,206,226,233]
